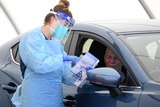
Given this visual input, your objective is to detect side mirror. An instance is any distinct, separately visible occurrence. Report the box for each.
[87,68,122,97]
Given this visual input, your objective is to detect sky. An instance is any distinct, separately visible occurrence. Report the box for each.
[2,0,149,32]
[0,0,159,46]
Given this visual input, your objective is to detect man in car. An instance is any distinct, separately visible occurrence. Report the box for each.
[104,48,126,83]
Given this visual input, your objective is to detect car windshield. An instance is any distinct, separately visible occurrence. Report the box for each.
[120,33,160,82]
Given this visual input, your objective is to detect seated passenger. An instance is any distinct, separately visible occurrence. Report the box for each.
[104,48,126,83]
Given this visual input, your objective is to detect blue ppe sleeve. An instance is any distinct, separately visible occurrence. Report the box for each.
[11,84,22,106]
[62,62,77,85]
[63,55,80,65]
[19,31,64,74]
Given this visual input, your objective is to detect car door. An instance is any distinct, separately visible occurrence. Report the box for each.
[0,69,17,107]
[65,31,142,107]
[0,41,22,107]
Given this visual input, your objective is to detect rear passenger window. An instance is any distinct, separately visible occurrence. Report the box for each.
[11,43,20,64]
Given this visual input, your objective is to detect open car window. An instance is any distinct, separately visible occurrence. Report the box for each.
[75,34,137,86]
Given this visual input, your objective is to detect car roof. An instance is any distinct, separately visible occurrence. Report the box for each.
[73,19,160,35]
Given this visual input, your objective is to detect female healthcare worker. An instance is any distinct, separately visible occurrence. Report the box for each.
[12,0,80,107]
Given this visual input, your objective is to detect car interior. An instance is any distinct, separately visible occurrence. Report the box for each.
[88,40,106,68]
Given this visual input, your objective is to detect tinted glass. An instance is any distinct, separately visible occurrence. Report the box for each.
[120,33,160,82]
[12,43,20,64]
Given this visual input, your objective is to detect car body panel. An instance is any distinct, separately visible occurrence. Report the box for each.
[139,81,160,107]
[0,69,15,107]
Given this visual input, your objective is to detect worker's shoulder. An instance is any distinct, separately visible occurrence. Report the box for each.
[20,27,44,43]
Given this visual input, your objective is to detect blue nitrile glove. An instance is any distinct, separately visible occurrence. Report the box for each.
[85,66,93,71]
[63,55,80,65]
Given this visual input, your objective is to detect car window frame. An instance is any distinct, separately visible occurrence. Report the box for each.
[71,31,140,87]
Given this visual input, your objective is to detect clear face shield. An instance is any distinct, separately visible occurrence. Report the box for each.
[50,11,75,43]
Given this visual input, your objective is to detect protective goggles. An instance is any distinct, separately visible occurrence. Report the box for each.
[50,11,75,28]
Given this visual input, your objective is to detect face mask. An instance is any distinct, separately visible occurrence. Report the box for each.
[47,24,68,40]
[54,24,68,40]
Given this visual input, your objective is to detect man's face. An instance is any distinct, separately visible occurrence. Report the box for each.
[104,49,121,69]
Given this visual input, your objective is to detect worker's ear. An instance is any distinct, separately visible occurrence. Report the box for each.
[50,16,57,25]
[50,16,55,22]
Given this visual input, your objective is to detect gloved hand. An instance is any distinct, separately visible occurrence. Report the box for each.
[63,55,80,65]
[85,66,93,71]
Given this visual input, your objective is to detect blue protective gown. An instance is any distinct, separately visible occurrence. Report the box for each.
[17,27,76,107]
